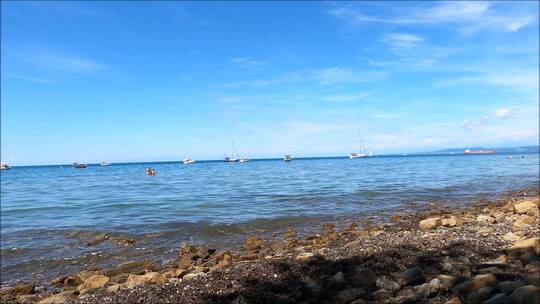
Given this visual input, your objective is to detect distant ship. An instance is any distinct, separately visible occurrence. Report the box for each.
[100,162,111,166]
[284,155,293,162]
[73,163,88,168]
[182,158,195,164]
[225,141,249,162]
[1,162,11,170]
[350,132,369,159]
[464,149,496,155]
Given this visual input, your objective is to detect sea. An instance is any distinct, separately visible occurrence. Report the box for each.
[1,153,539,286]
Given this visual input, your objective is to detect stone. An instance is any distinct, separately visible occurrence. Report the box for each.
[286,228,297,238]
[467,286,494,304]
[372,289,393,302]
[419,217,441,231]
[493,212,505,223]
[482,293,508,304]
[395,266,425,286]
[514,201,538,215]
[76,275,109,291]
[507,237,540,261]
[105,260,157,277]
[1,283,35,296]
[295,252,314,260]
[437,274,458,289]
[50,276,68,286]
[521,215,536,225]
[477,267,503,275]
[513,218,532,231]
[520,272,540,287]
[125,272,165,289]
[391,215,400,223]
[244,236,264,251]
[323,223,335,232]
[441,215,457,227]
[106,284,121,293]
[395,287,417,302]
[351,269,376,288]
[345,240,362,249]
[509,285,540,304]
[445,296,462,304]
[332,271,347,288]
[525,261,540,273]
[346,223,358,231]
[477,214,496,224]
[376,276,400,291]
[502,232,520,242]
[415,278,442,298]
[498,280,526,294]
[110,273,129,284]
[454,273,498,295]
[335,288,365,303]
[37,291,76,304]
[75,269,103,282]
[63,277,79,291]
[182,272,205,281]
[163,268,188,278]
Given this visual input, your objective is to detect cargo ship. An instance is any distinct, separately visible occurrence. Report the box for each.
[464,149,496,154]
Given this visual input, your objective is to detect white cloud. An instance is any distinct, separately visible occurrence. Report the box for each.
[5,73,56,83]
[230,57,265,69]
[329,2,536,33]
[23,51,108,73]
[384,33,424,49]
[323,92,372,103]
[312,67,387,85]
[495,108,511,118]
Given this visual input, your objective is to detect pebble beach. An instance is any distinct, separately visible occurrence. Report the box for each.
[1,187,539,304]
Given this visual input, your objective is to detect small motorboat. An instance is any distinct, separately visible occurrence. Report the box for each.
[182,158,195,164]
[349,153,368,159]
[283,155,293,161]
[224,157,239,162]
[73,163,88,168]
[239,157,250,163]
[100,162,111,166]
[1,162,11,170]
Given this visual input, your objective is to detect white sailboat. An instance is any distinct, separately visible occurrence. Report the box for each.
[225,141,241,162]
[182,158,195,164]
[283,155,293,161]
[1,162,11,170]
[350,132,369,159]
[100,161,111,166]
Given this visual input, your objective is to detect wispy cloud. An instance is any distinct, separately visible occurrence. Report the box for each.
[329,2,536,34]
[435,70,539,92]
[230,57,265,68]
[322,92,372,103]
[21,51,109,73]
[4,73,56,83]
[311,67,387,85]
[384,33,424,49]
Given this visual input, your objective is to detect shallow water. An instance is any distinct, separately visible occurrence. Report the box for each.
[1,154,539,285]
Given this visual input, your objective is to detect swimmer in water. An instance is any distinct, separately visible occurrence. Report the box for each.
[145,167,156,176]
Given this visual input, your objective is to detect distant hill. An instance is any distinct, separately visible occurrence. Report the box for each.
[429,146,539,154]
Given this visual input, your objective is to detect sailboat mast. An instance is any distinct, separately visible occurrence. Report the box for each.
[232,141,240,158]
[358,132,367,154]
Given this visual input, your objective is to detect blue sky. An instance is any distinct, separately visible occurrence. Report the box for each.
[1,1,539,165]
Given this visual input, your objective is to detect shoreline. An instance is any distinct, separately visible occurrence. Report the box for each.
[1,187,539,303]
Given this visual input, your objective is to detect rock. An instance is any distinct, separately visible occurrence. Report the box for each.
[125,272,166,288]
[454,273,498,295]
[513,218,532,231]
[76,275,109,291]
[346,223,358,231]
[323,223,335,232]
[437,274,458,289]
[491,255,508,265]
[467,286,494,304]
[445,296,462,304]
[286,228,297,238]
[509,285,540,304]
[178,245,215,267]
[441,215,457,227]
[395,266,425,286]
[105,260,157,277]
[182,272,205,281]
[63,277,79,290]
[295,252,314,260]
[376,276,400,291]
[514,201,539,215]
[395,287,417,302]
[335,288,365,303]
[507,237,540,261]
[477,214,496,224]
[351,269,376,288]
[498,280,526,294]
[106,284,121,293]
[415,278,442,298]
[110,273,129,284]
[525,261,540,273]
[50,276,68,286]
[1,283,35,297]
[372,289,393,302]
[419,217,441,231]
[391,215,400,223]
[345,240,362,249]
[163,268,188,278]
[75,269,103,282]
[244,236,264,251]
[37,291,77,304]
[332,271,347,288]
[502,232,520,242]
[493,212,505,223]
[482,293,508,304]
[477,266,503,275]
[520,272,540,287]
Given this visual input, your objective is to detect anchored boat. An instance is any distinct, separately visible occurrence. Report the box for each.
[350,132,369,159]
[1,162,11,170]
[182,158,195,164]
[73,163,88,168]
[284,155,293,161]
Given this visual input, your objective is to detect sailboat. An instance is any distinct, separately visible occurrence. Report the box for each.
[283,155,293,161]
[100,161,111,166]
[350,132,369,159]
[225,141,240,162]
[182,158,195,164]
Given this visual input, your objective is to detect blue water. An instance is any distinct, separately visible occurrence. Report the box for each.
[1,154,539,285]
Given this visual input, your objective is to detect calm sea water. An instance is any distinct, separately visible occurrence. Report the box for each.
[1,154,539,285]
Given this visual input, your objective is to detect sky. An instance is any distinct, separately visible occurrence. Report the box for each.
[1,1,539,165]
